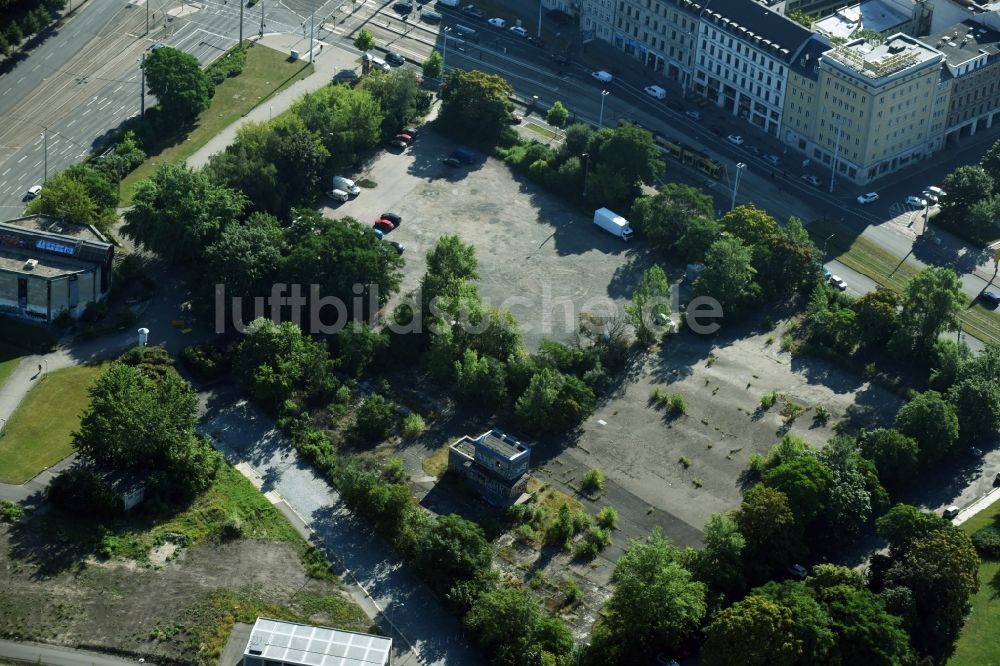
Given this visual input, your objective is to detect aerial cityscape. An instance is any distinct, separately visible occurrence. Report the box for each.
[0,0,999,664]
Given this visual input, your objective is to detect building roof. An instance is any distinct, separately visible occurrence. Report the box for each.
[6,215,109,244]
[823,33,942,82]
[702,0,814,61]
[477,430,528,461]
[789,35,832,79]
[244,618,391,666]
[921,19,1000,68]
[814,1,909,39]
[0,215,113,267]
[0,246,97,278]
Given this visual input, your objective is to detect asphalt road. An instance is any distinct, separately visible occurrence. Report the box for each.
[0,639,138,666]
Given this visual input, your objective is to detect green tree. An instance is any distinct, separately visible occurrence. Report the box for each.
[205,122,283,214]
[629,182,715,257]
[761,456,833,524]
[353,28,375,52]
[336,322,390,377]
[692,513,746,603]
[361,67,422,137]
[719,205,780,243]
[515,368,595,434]
[895,390,960,466]
[948,376,1000,441]
[355,393,394,442]
[292,85,383,170]
[857,428,919,495]
[941,164,993,216]
[702,595,803,666]
[735,485,805,582]
[982,137,1000,184]
[625,265,671,346]
[465,586,574,664]
[0,32,9,57]
[422,49,443,78]
[964,195,1000,239]
[815,439,873,543]
[123,163,247,263]
[25,173,111,230]
[696,236,763,320]
[591,122,664,186]
[787,8,813,27]
[929,338,970,390]
[754,581,836,664]
[852,288,901,346]
[204,212,284,301]
[421,234,479,311]
[463,306,523,361]
[454,349,507,405]
[61,163,118,210]
[439,69,513,145]
[142,46,212,123]
[424,325,458,383]
[415,513,493,595]
[547,100,569,128]
[875,503,952,556]
[890,267,964,357]
[6,22,23,46]
[589,532,706,662]
[263,115,329,208]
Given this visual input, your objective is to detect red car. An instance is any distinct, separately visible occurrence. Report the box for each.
[395,133,413,144]
[373,218,395,233]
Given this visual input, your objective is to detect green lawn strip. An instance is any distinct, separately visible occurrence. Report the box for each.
[808,219,1000,345]
[119,46,313,205]
[524,122,558,140]
[950,499,1000,666]
[0,363,107,484]
[0,341,26,388]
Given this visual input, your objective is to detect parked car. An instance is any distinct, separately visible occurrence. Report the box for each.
[442,156,462,167]
[763,154,781,167]
[387,240,405,255]
[420,9,442,22]
[509,25,528,37]
[395,133,413,144]
[591,70,613,83]
[727,134,744,145]
[487,17,506,27]
[380,212,402,227]
[922,190,939,204]
[332,176,361,196]
[944,506,960,519]
[373,219,396,233]
[801,174,821,187]
[385,51,405,66]
[971,447,984,457]
[829,275,848,291]
[981,291,1000,308]
[389,138,408,150]
[327,189,350,202]
[905,195,926,207]
[402,126,419,137]
[551,53,569,65]
[643,85,666,100]
[510,113,523,124]
[526,35,544,47]
[451,147,476,164]
[372,227,384,240]
[392,1,412,13]
[925,185,946,201]
[856,192,880,204]
[364,54,390,72]
[22,185,41,201]
[461,4,485,18]
[685,110,701,121]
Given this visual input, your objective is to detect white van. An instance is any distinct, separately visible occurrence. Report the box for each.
[327,189,350,202]
[436,0,459,7]
[644,85,666,100]
[332,176,361,196]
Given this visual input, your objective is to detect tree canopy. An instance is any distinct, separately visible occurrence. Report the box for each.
[142,46,212,123]
[890,267,964,357]
[439,70,513,146]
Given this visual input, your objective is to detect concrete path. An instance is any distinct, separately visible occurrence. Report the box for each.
[185,33,361,169]
[0,639,140,666]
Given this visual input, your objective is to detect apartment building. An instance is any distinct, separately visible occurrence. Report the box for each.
[579,0,618,42]
[921,19,1000,144]
[806,34,944,184]
[594,0,702,85]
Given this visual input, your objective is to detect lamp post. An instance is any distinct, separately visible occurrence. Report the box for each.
[581,152,590,199]
[829,118,842,194]
[598,89,609,128]
[730,162,745,211]
[822,233,835,258]
[537,0,543,38]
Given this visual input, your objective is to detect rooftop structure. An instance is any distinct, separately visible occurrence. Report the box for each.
[243,617,392,666]
[814,1,910,39]
[825,33,941,81]
[448,429,531,506]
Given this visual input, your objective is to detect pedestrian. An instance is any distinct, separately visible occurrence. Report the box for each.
[37,363,41,374]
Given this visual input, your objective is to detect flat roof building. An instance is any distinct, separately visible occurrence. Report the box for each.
[448,429,531,506]
[243,618,391,666]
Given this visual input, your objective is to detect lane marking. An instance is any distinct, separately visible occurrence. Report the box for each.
[82,108,91,116]
[66,119,76,127]
[17,155,27,163]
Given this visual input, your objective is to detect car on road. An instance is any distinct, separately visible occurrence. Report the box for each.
[389,138,408,150]
[387,240,405,255]
[23,185,42,201]
[643,85,666,100]
[420,9,442,22]
[801,174,822,187]
[392,1,412,13]
[487,17,506,28]
[327,189,350,202]
[591,70,613,82]
[461,4,485,18]
[526,35,544,47]
[727,134,744,145]
[905,195,926,207]
[685,110,701,121]
[829,275,848,291]
[395,133,413,144]
[856,192,880,204]
[944,506,960,519]
[981,291,1000,308]
[373,218,396,233]
[385,51,405,66]
[763,154,781,167]
[509,25,528,37]
[510,113,523,124]
[442,156,462,167]
[450,147,476,164]
[380,212,403,227]
[551,53,569,65]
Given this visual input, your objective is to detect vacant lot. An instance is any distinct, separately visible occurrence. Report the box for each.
[0,363,107,484]
[0,465,372,666]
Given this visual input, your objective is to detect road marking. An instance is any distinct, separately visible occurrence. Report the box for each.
[16,77,24,84]
[1,169,9,177]
[2,88,9,95]
[44,52,53,60]
[32,64,39,72]
[32,161,41,169]
[114,85,123,93]
[82,108,91,116]
[66,119,76,127]
[17,155,27,163]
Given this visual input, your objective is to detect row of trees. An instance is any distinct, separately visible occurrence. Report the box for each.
[936,137,1000,240]
[0,0,64,57]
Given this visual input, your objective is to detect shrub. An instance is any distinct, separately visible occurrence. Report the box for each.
[355,394,394,442]
[220,513,244,540]
[814,405,831,424]
[205,42,249,87]
[667,393,687,415]
[596,506,618,529]
[0,500,25,523]
[972,524,1000,558]
[581,468,605,494]
[573,526,612,560]
[679,456,692,469]
[401,412,426,440]
[563,577,584,605]
[760,391,778,409]
[179,343,230,383]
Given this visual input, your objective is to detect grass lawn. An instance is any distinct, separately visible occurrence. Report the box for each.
[421,443,451,477]
[950,498,1000,665]
[0,341,26,388]
[808,219,1000,346]
[0,363,106,484]
[118,44,313,204]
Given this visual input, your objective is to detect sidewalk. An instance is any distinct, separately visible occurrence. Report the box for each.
[186,33,361,169]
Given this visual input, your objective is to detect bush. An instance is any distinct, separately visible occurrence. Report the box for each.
[581,468,605,494]
[563,577,584,605]
[760,391,778,409]
[47,467,121,518]
[205,42,249,87]
[972,524,1000,558]
[401,412,426,440]
[0,499,25,523]
[596,506,618,529]
[573,526,612,560]
[355,394,395,442]
[179,343,230,383]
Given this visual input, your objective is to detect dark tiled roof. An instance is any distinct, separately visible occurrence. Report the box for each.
[703,0,815,61]
[789,35,833,79]
[921,19,1000,68]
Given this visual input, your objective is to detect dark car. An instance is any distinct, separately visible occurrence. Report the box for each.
[981,291,1000,308]
[385,51,405,66]
[420,9,442,22]
[526,35,544,48]
[380,212,402,227]
[442,156,461,167]
[387,240,405,255]
[462,4,485,18]
[389,138,408,150]
[392,1,412,13]
[551,53,569,65]
[451,147,475,164]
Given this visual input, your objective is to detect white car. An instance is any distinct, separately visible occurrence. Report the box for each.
[856,192,879,204]
[327,189,350,202]
[943,506,960,519]
[829,275,848,291]
[685,110,701,121]
[801,174,822,187]
[487,17,506,28]
[509,25,527,37]
[727,134,744,145]
[643,85,666,100]
[23,185,42,201]
[905,195,927,207]
[591,70,613,83]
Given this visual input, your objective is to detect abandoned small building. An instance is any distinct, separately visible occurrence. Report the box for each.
[0,214,113,322]
[448,429,530,506]
[243,617,392,666]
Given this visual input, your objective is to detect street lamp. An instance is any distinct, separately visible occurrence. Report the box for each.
[598,90,609,128]
[581,152,590,199]
[537,0,543,38]
[441,26,452,72]
[730,162,745,211]
[822,233,835,258]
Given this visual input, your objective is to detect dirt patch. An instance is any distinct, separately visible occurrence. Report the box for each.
[149,541,179,567]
